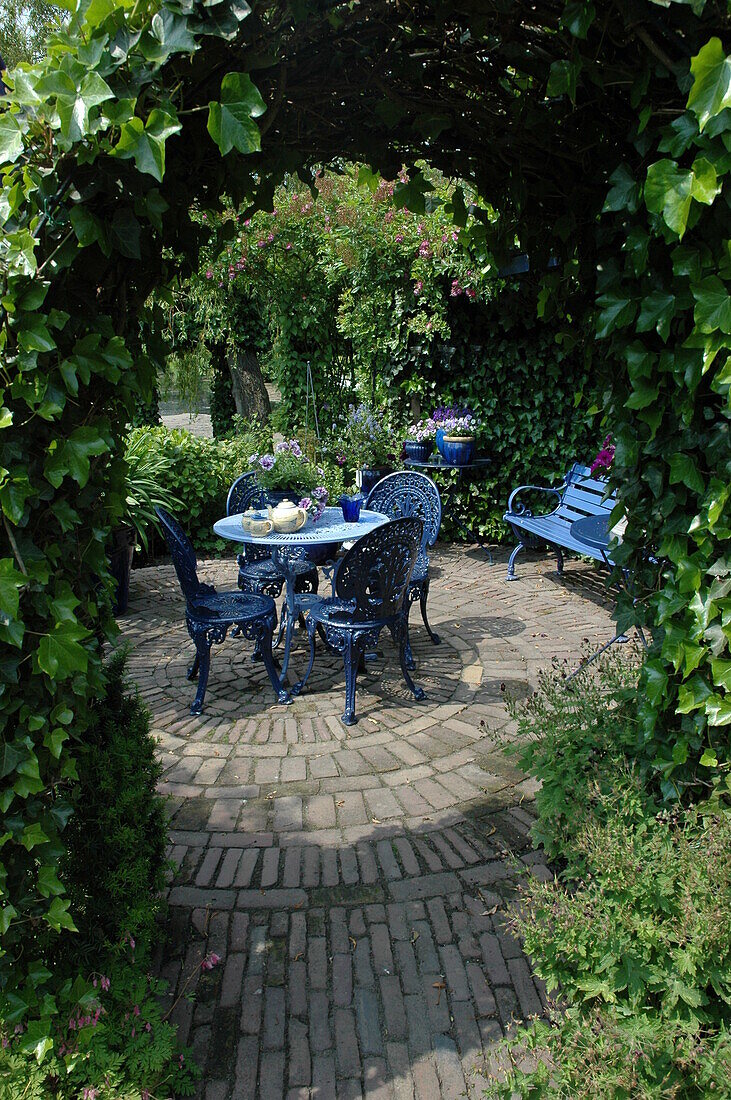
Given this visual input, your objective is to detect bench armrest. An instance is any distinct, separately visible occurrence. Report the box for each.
[506,483,562,517]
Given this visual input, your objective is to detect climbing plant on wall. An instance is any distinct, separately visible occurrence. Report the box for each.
[0,0,728,1065]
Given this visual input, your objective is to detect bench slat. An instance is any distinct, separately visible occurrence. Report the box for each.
[506,513,614,563]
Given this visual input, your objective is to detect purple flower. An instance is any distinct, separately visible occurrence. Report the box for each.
[298,496,312,512]
[259,455,275,470]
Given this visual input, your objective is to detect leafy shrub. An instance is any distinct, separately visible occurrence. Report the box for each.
[487,791,731,1099]
[0,940,199,1098]
[507,646,644,860]
[0,651,196,1097]
[60,647,168,956]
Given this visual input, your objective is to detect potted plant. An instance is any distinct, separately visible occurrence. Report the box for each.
[440,412,478,465]
[332,404,398,495]
[403,418,436,463]
[432,404,475,458]
[339,484,365,522]
[250,440,329,518]
[110,432,181,614]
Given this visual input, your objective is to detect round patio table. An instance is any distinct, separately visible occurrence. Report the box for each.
[213,506,389,680]
[570,514,611,560]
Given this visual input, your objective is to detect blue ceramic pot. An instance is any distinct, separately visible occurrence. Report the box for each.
[340,494,364,522]
[404,439,432,463]
[435,428,446,457]
[441,436,475,466]
[357,467,392,496]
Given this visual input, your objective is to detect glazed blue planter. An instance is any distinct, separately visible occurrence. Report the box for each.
[441,436,475,466]
[357,467,392,496]
[404,439,432,463]
[340,494,364,522]
[435,428,446,457]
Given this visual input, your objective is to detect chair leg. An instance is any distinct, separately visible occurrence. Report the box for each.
[290,621,317,698]
[190,637,211,715]
[507,540,526,581]
[396,616,426,704]
[403,600,416,671]
[419,578,440,646]
[256,620,289,705]
[342,635,360,726]
[187,652,200,681]
[556,546,564,575]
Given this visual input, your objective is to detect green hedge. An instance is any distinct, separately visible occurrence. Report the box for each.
[129,426,265,559]
[396,286,597,543]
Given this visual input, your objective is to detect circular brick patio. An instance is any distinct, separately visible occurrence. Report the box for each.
[120,545,615,1099]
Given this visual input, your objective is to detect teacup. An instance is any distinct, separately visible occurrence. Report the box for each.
[241,510,273,538]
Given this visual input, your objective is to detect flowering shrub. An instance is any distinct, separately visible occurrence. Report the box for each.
[406,418,437,442]
[589,433,615,476]
[250,440,328,519]
[440,413,479,438]
[327,403,398,470]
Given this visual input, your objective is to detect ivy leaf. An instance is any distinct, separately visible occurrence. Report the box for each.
[636,290,675,341]
[560,1,595,39]
[44,426,108,489]
[0,113,24,165]
[595,290,637,338]
[692,276,731,334]
[669,453,705,495]
[45,896,78,933]
[142,9,197,63]
[207,73,266,156]
[0,559,26,625]
[643,660,668,706]
[644,160,693,238]
[658,113,699,158]
[687,37,731,132]
[547,58,580,102]
[36,620,90,679]
[603,164,640,213]
[113,109,181,182]
[20,822,50,850]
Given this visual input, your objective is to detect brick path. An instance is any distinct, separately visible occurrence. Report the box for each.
[119,546,614,1099]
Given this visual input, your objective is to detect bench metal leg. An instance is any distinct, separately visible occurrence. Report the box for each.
[507,540,526,581]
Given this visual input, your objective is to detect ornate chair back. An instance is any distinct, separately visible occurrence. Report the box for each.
[366,472,441,573]
[336,517,423,621]
[155,506,207,605]
[226,472,270,565]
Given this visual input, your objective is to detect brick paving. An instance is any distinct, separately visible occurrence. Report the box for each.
[119,545,615,1098]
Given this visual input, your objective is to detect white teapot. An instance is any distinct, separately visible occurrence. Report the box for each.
[268,499,307,533]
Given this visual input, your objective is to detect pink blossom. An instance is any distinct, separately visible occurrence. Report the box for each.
[244,218,251,227]
[466,287,477,300]
[257,240,266,248]
[267,232,274,242]
[417,223,424,234]
[206,269,213,279]
[441,234,448,243]
[285,243,292,250]
[450,279,463,297]
[100,976,110,992]
[418,240,432,257]
[384,210,394,223]
[452,231,459,241]
[133,1005,140,1017]
[201,952,221,971]
[142,1092,151,1100]
[201,214,207,221]
[414,280,424,297]
[395,234,404,243]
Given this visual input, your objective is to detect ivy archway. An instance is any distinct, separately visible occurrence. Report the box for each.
[0,0,728,1030]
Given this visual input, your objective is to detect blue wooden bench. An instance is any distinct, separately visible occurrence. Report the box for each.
[503,462,616,580]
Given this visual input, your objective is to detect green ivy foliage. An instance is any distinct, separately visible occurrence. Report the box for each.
[586,29,731,796]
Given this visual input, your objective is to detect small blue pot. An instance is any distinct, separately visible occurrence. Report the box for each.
[341,494,364,522]
[441,436,475,466]
[357,467,392,496]
[404,439,432,463]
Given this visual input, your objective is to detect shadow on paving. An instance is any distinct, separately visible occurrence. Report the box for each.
[154,797,552,1100]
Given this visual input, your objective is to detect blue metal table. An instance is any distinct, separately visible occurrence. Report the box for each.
[214,507,389,680]
[403,455,493,561]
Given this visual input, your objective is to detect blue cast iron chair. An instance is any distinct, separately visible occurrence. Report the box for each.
[366,471,442,669]
[290,516,427,726]
[156,507,288,715]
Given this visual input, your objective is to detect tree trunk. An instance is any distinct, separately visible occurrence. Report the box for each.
[228,347,271,423]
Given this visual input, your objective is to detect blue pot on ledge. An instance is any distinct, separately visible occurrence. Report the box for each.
[435,428,446,457]
[357,466,392,496]
[404,439,432,463]
[441,436,475,466]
